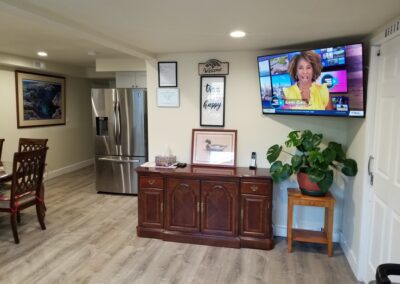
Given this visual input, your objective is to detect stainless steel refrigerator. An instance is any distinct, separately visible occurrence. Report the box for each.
[91,88,147,194]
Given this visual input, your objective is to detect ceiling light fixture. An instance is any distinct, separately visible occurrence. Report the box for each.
[230,30,246,38]
[37,51,48,57]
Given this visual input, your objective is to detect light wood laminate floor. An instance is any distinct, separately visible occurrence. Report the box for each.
[0,167,360,284]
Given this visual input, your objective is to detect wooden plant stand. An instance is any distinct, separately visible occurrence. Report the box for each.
[287,188,336,256]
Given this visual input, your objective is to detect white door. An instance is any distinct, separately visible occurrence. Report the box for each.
[366,35,400,281]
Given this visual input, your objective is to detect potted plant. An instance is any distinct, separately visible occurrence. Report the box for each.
[266,130,358,196]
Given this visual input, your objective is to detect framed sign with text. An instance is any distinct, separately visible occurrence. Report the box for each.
[198,59,229,75]
[156,88,180,107]
[200,76,225,127]
[158,61,177,87]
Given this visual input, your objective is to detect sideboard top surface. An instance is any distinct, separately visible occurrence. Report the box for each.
[136,165,271,180]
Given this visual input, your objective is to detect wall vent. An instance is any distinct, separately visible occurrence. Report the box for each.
[384,19,400,38]
[33,60,46,69]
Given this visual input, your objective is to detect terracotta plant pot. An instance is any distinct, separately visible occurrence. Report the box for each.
[297,172,326,196]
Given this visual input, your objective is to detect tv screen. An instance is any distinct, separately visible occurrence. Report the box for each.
[257,43,365,117]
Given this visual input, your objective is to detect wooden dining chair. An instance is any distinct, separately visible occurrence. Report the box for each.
[0,138,4,161]
[18,138,48,152]
[0,147,48,244]
[18,138,48,214]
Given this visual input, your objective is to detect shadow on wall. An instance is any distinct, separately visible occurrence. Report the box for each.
[265,115,349,145]
[341,178,356,247]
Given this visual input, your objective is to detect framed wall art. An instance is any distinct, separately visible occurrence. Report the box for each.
[156,88,180,107]
[15,71,66,128]
[191,128,237,168]
[158,61,177,87]
[200,76,225,127]
[198,59,229,75]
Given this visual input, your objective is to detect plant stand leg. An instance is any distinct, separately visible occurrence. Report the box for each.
[287,199,293,253]
[327,205,334,257]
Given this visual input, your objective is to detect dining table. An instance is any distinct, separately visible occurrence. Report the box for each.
[0,161,12,183]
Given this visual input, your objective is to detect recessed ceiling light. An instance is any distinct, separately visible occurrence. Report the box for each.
[37,51,48,57]
[230,30,246,38]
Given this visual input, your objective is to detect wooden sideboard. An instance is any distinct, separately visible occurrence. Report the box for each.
[135,165,274,250]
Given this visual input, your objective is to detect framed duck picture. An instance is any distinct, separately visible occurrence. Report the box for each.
[191,129,237,168]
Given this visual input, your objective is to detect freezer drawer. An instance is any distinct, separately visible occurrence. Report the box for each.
[95,155,146,194]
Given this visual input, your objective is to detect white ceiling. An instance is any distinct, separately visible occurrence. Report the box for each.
[0,0,399,68]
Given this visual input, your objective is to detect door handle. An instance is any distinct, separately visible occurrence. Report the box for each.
[368,155,374,186]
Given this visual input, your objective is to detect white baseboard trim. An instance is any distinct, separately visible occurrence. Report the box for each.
[340,234,361,280]
[45,159,94,180]
[273,224,341,242]
[273,224,287,237]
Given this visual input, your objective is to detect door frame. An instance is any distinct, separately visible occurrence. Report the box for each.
[359,44,380,281]
[361,33,400,281]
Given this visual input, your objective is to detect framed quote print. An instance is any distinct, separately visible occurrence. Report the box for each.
[200,76,225,127]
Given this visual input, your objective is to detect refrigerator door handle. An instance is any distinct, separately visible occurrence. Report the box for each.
[113,101,118,144]
[98,157,141,163]
[116,101,122,145]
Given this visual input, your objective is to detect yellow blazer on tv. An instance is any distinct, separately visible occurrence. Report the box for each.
[283,83,330,110]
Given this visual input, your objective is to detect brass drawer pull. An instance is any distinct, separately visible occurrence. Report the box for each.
[251,185,258,192]
[148,179,155,185]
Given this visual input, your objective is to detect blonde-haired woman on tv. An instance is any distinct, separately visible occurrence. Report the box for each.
[283,51,333,110]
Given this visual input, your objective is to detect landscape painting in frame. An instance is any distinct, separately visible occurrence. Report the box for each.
[16,71,66,128]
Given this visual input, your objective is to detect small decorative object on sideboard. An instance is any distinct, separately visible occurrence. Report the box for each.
[249,152,257,170]
[266,130,358,196]
[155,155,176,167]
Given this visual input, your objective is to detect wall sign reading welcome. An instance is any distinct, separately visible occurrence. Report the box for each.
[198,59,229,75]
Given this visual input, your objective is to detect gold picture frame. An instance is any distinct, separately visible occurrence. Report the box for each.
[15,71,66,128]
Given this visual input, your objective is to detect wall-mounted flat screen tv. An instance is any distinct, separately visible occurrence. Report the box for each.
[257,43,365,117]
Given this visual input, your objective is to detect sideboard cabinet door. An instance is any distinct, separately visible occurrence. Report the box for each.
[240,194,270,237]
[139,188,164,228]
[138,176,164,229]
[201,180,238,236]
[166,178,200,232]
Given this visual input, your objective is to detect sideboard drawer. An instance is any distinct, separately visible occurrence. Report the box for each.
[241,181,271,196]
[140,176,164,189]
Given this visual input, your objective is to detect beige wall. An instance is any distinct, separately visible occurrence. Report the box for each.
[147,51,349,166]
[146,51,351,239]
[0,69,93,178]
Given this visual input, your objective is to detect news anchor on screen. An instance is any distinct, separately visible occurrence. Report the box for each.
[283,51,333,110]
